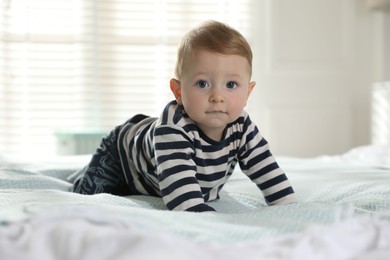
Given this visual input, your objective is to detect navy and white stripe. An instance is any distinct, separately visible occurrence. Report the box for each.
[118,100,296,212]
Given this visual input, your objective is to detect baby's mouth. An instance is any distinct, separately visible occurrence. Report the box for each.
[206,110,226,113]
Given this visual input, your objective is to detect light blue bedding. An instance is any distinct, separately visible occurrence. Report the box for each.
[1,154,389,244]
[1,153,390,259]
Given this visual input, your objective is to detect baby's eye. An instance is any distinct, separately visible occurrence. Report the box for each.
[226,81,238,89]
[196,80,209,88]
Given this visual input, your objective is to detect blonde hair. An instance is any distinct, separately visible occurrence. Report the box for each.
[175,20,253,80]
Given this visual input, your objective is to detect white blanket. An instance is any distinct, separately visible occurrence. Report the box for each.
[1,207,390,260]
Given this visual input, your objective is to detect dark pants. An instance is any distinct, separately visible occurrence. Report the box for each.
[71,114,149,195]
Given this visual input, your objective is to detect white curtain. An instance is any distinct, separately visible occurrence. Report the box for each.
[0,0,253,155]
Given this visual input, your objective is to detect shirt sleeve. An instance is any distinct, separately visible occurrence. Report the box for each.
[238,118,297,205]
[153,124,216,212]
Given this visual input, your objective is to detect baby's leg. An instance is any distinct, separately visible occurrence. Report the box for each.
[72,126,129,196]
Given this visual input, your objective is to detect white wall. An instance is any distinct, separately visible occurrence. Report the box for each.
[385,14,390,79]
[246,0,389,157]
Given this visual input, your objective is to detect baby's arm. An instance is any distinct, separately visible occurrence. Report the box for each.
[239,123,297,205]
[154,125,215,212]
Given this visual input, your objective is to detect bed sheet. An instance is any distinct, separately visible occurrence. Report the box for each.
[1,149,390,259]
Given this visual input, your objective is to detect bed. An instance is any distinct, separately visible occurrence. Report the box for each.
[1,145,390,260]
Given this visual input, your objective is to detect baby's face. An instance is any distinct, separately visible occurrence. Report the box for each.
[177,50,255,141]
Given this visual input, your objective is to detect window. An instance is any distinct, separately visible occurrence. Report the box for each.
[0,0,254,155]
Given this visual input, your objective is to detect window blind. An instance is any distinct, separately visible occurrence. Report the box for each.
[0,0,253,155]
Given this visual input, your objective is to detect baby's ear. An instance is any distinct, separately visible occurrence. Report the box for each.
[247,81,256,97]
[170,78,182,103]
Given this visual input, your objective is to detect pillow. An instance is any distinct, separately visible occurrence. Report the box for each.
[340,145,390,168]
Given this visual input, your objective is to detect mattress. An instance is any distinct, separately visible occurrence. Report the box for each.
[1,145,390,259]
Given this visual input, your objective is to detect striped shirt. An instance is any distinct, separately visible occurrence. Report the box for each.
[118,100,296,212]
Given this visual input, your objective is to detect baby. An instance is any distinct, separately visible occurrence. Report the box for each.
[71,20,297,212]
